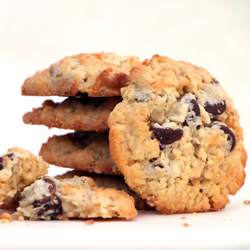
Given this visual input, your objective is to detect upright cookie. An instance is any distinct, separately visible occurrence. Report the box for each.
[23,97,121,132]
[21,52,141,97]
[17,176,138,220]
[0,147,49,208]
[109,55,247,214]
[39,131,121,175]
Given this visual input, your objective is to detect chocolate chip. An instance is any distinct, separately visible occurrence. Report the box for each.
[36,200,62,219]
[218,124,236,151]
[43,178,57,195]
[33,178,62,219]
[184,98,201,128]
[204,100,227,116]
[211,80,220,85]
[152,164,164,169]
[150,126,183,145]
[209,123,236,152]
[189,99,200,117]
[0,153,14,170]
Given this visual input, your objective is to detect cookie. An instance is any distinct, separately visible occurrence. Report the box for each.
[39,131,121,175]
[108,55,247,214]
[0,147,49,208]
[21,52,141,97]
[57,170,153,210]
[17,176,138,220]
[23,97,121,132]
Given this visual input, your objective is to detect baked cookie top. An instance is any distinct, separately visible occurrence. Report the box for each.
[0,147,49,208]
[108,55,247,214]
[21,52,141,97]
[39,131,121,175]
[23,97,121,132]
[17,176,138,220]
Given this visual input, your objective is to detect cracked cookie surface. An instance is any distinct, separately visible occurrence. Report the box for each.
[108,55,247,214]
[23,97,121,132]
[17,176,137,220]
[21,52,141,97]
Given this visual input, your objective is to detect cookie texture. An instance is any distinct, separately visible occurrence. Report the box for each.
[57,170,153,210]
[21,52,141,97]
[23,97,121,132]
[109,55,247,214]
[0,147,49,208]
[17,176,138,220]
[39,131,121,175]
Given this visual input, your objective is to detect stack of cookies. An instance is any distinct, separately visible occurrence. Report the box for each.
[18,52,247,220]
[18,52,149,220]
[22,52,141,176]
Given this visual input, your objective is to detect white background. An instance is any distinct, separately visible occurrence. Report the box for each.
[0,1,250,249]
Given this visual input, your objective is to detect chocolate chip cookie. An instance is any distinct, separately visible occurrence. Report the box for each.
[23,97,121,132]
[21,52,141,97]
[17,176,138,220]
[0,147,49,208]
[57,170,153,210]
[39,131,121,175]
[108,55,247,214]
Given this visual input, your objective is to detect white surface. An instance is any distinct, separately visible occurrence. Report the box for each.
[0,0,250,249]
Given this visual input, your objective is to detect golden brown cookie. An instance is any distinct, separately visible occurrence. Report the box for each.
[108,55,247,214]
[17,176,137,220]
[23,97,121,132]
[21,52,141,97]
[39,131,121,175]
[57,170,153,210]
[0,147,49,208]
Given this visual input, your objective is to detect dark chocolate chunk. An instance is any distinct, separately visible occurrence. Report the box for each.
[150,126,183,145]
[189,99,200,117]
[218,124,236,152]
[43,178,57,195]
[209,123,236,152]
[33,178,62,219]
[0,153,14,170]
[211,80,220,85]
[36,199,62,219]
[152,164,164,169]
[204,100,227,116]
[184,98,201,127]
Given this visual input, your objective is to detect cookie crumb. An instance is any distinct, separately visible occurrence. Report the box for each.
[192,212,197,215]
[58,215,69,221]
[183,223,190,227]
[244,200,250,205]
[85,219,95,225]
[18,215,25,221]
[0,213,12,223]
[181,217,186,219]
